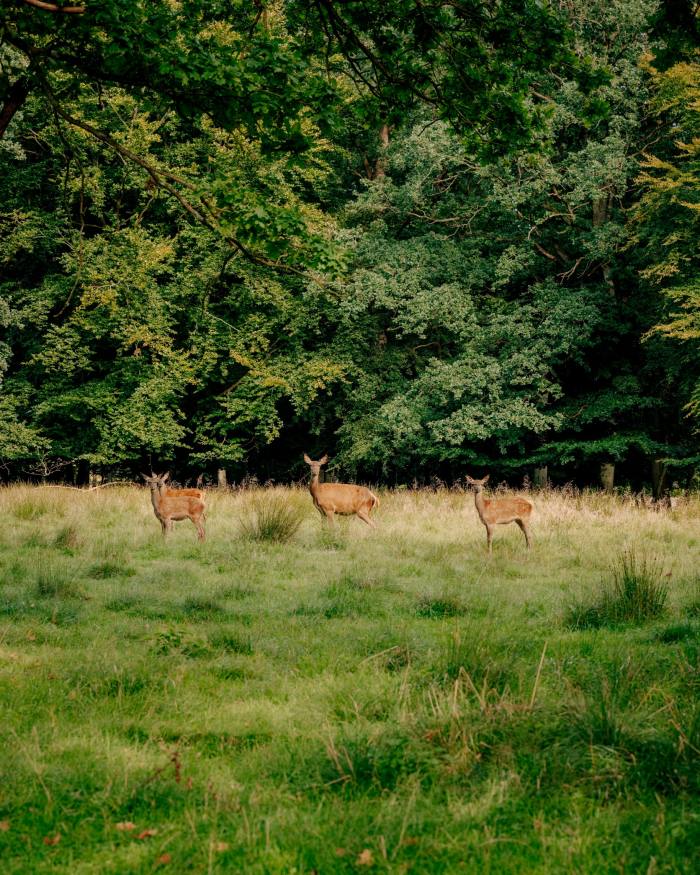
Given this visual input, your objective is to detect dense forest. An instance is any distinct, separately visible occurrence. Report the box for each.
[1,0,699,489]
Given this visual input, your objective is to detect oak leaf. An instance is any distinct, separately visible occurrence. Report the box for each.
[356,848,374,866]
[43,834,61,846]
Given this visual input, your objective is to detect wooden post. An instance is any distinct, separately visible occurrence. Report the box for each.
[600,462,615,493]
[533,466,548,489]
[217,468,227,489]
[651,458,667,504]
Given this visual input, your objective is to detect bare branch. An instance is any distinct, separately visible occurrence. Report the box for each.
[20,0,85,13]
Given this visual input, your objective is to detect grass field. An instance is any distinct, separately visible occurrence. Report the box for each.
[1,484,699,873]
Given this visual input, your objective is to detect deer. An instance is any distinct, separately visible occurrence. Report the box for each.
[142,472,206,541]
[303,454,379,527]
[466,474,532,554]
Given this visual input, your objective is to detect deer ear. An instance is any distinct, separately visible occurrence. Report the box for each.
[162,472,170,482]
[303,453,312,464]
[141,473,150,481]
[482,475,490,484]
[319,454,329,465]
[465,475,474,484]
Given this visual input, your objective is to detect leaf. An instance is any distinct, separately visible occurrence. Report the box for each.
[0,821,9,831]
[157,853,172,865]
[136,828,158,840]
[214,842,229,852]
[43,834,61,846]
[356,848,374,866]
[115,821,137,831]
[26,630,36,641]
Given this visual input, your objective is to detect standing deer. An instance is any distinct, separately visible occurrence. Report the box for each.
[142,472,206,541]
[304,454,379,527]
[466,474,532,554]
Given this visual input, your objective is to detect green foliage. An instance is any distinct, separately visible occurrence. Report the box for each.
[0,0,698,484]
[632,50,700,422]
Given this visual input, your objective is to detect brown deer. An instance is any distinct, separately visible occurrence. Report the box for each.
[142,472,206,541]
[466,474,532,554]
[304,454,379,527]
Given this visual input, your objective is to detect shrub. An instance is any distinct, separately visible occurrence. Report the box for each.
[239,493,305,543]
[566,551,668,629]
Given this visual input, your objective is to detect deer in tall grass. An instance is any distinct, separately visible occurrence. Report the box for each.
[142,472,206,541]
[304,454,379,527]
[466,474,532,554]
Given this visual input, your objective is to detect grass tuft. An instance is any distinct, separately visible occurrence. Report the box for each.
[656,623,699,644]
[54,523,81,550]
[566,550,668,629]
[415,593,467,618]
[89,560,134,579]
[34,562,82,599]
[209,630,254,654]
[239,492,305,543]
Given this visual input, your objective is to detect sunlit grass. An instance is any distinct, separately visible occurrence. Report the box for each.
[0,484,699,873]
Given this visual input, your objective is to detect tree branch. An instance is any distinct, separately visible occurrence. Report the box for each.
[40,87,324,282]
[20,0,85,13]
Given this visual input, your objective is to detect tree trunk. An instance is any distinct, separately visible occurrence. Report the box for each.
[600,462,615,494]
[217,468,228,489]
[373,123,390,179]
[533,466,548,489]
[0,79,29,140]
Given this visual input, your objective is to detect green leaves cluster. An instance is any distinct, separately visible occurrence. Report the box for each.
[0,0,698,482]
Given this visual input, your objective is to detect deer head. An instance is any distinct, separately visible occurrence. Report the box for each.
[466,474,489,493]
[141,471,170,490]
[303,454,328,478]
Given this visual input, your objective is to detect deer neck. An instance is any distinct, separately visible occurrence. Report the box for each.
[474,489,489,521]
[150,485,164,518]
[309,470,321,498]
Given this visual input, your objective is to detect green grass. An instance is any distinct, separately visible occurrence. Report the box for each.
[0,484,699,873]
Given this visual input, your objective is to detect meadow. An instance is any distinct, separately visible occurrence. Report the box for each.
[0,483,699,874]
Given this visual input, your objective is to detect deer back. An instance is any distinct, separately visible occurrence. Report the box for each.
[481,496,533,524]
[312,482,376,514]
[155,490,205,518]
[165,487,205,502]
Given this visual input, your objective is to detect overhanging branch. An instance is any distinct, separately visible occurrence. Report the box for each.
[20,0,85,13]
[42,88,320,280]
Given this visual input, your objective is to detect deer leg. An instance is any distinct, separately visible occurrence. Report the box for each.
[515,518,531,549]
[324,509,335,526]
[357,510,376,528]
[195,519,206,542]
[486,525,494,554]
[160,519,168,537]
